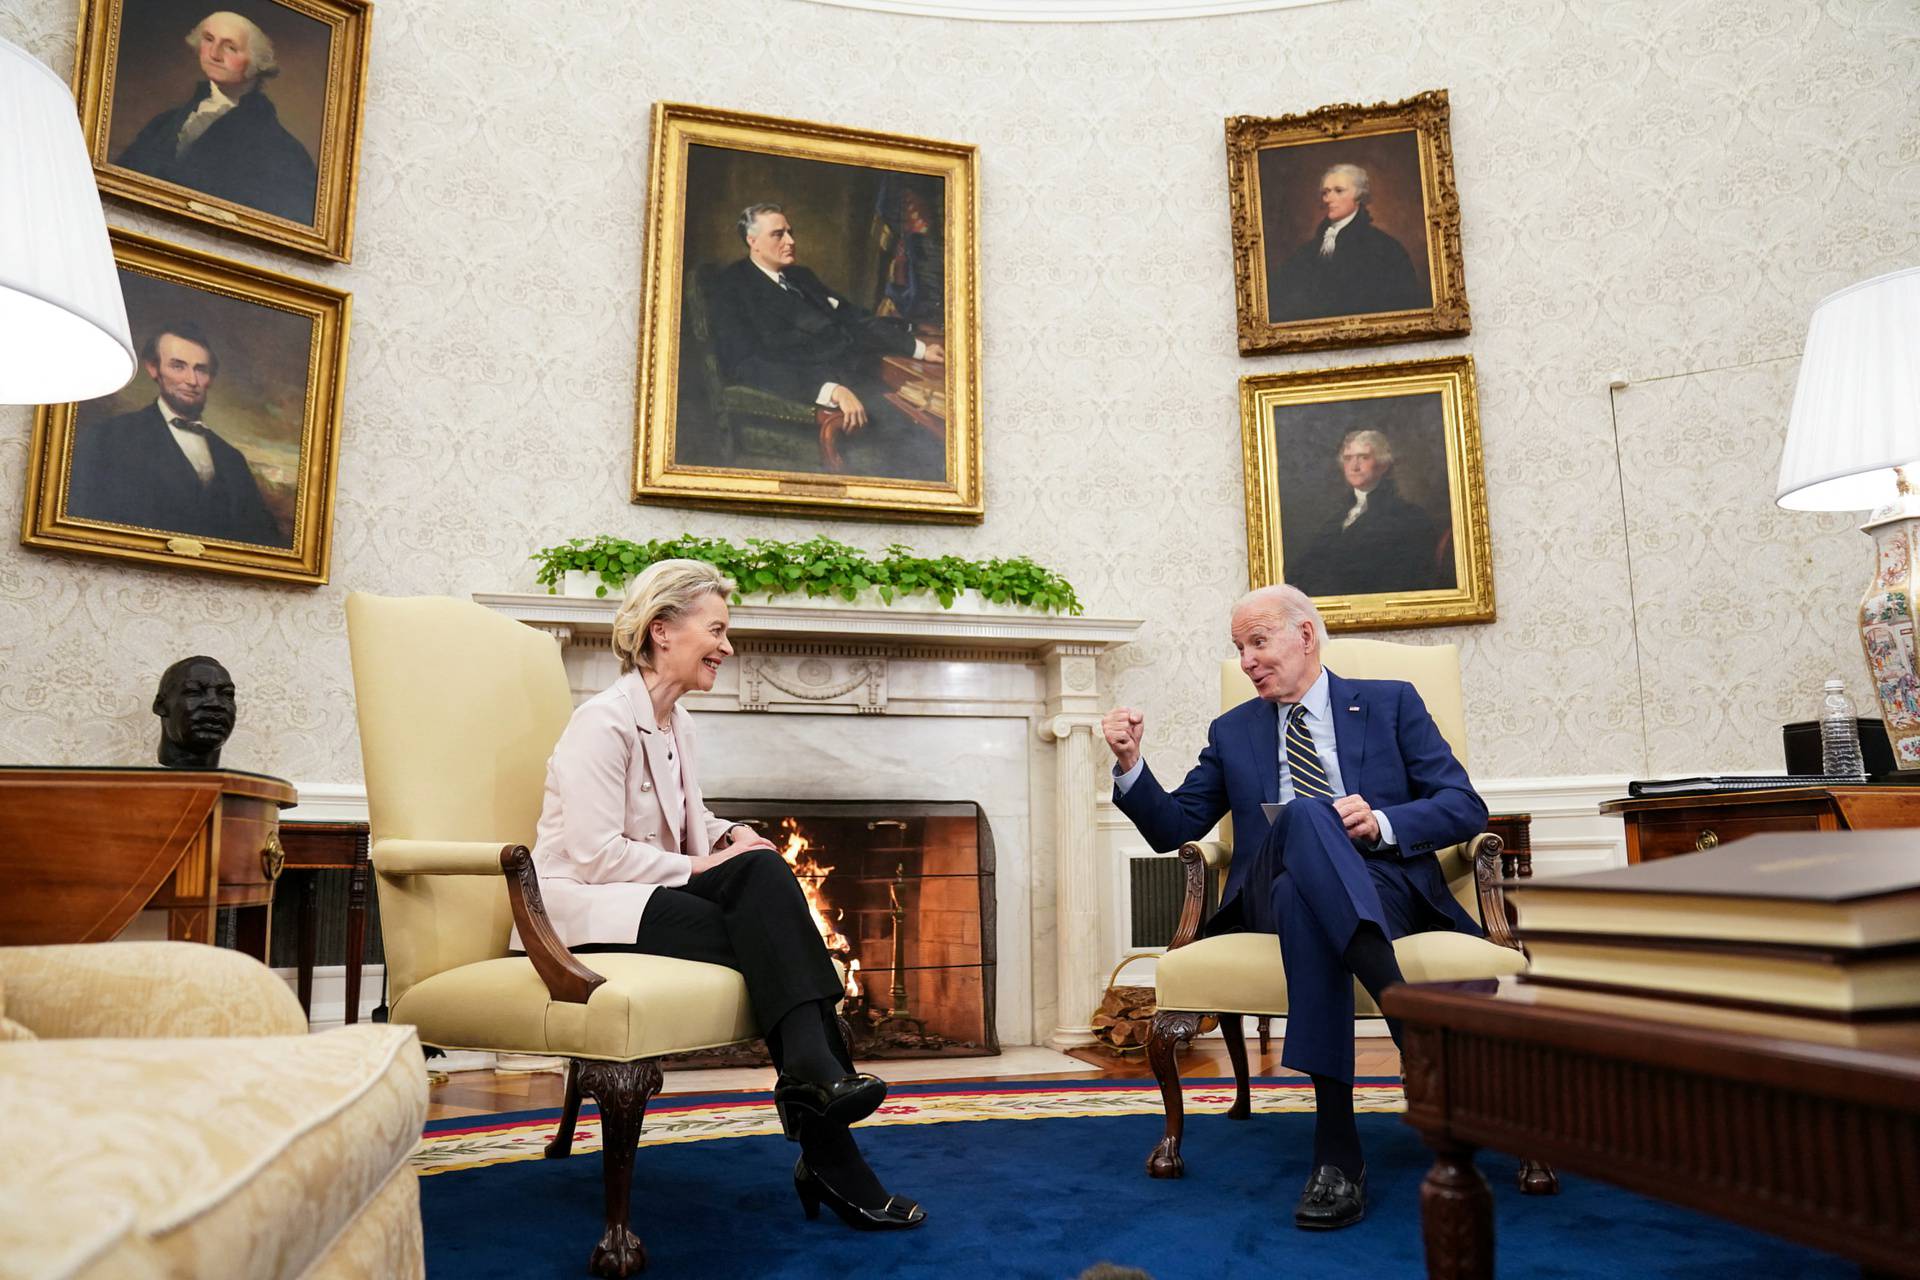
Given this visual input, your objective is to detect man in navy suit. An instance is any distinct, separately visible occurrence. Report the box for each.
[1105,584,1486,1230]
[704,202,947,479]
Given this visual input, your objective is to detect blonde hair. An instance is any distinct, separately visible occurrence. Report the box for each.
[611,559,736,674]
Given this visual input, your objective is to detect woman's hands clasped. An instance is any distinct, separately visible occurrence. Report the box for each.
[687,825,780,875]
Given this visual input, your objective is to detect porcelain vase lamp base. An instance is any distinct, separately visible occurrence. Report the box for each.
[1858,500,1920,777]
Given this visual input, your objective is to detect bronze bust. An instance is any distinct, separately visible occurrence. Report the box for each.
[153,655,236,768]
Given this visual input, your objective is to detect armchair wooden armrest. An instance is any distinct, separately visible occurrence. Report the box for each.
[500,845,606,1006]
[1168,840,1227,951]
[1473,811,1534,951]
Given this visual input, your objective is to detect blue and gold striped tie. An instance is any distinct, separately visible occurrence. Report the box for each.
[1286,703,1337,800]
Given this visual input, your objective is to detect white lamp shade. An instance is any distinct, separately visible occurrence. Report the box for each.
[0,36,134,405]
[1776,264,1920,512]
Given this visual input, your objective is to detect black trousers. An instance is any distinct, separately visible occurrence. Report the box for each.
[579,848,850,1074]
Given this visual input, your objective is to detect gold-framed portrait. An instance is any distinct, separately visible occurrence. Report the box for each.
[21,228,351,586]
[71,0,373,262]
[1241,355,1493,632]
[633,102,982,523]
[1227,90,1469,356]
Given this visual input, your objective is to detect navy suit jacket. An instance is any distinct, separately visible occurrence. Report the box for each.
[1112,669,1485,935]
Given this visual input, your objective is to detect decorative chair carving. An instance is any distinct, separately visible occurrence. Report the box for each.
[346,593,772,1277]
[1142,638,1557,1196]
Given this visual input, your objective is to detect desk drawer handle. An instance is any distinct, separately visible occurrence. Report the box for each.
[261,832,286,881]
[1695,829,1719,852]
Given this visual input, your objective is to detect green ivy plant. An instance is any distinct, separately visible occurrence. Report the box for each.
[530,534,1084,615]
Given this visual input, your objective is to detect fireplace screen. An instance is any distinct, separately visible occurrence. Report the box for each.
[704,799,998,1062]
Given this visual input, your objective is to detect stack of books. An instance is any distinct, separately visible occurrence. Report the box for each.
[1507,830,1920,1020]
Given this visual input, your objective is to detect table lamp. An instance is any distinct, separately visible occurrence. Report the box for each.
[0,35,133,404]
[1776,264,1920,778]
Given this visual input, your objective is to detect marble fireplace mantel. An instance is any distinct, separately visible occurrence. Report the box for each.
[475,592,1143,1048]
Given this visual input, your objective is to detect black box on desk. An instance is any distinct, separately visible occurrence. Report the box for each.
[1782,718,1896,779]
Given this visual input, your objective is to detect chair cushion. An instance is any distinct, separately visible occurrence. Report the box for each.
[391,952,759,1060]
[0,1023,424,1280]
[1155,930,1527,1016]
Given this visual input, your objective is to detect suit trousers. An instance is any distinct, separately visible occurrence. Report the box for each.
[581,848,851,1073]
[1224,798,1458,1084]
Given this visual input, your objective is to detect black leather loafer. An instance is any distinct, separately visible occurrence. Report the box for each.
[1293,1164,1366,1230]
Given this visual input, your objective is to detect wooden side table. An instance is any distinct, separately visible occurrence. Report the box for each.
[0,766,296,954]
[1386,978,1920,1279]
[1600,785,1920,862]
[277,820,372,1024]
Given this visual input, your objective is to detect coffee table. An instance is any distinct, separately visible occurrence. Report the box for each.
[1383,978,1920,1279]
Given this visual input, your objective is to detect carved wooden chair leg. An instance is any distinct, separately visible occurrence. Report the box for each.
[545,1058,584,1159]
[1257,1014,1271,1054]
[1517,1157,1560,1195]
[577,1059,664,1279]
[1219,1013,1252,1120]
[1146,1010,1202,1179]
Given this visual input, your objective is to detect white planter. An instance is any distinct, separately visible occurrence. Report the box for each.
[760,587,1047,615]
[559,569,622,599]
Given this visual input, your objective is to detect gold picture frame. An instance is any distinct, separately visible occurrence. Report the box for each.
[633,102,982,523]
[1241,355,1493,632]
[71,0,373,262]
[21,228,351,586]
[1227,90,1469,356]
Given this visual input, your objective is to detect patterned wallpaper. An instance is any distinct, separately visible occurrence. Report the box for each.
[0,0,1914,787]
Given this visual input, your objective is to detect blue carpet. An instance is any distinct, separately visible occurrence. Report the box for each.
[419,1100,1852,1278]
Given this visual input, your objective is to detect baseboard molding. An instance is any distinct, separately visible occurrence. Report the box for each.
[274,962,385,1029]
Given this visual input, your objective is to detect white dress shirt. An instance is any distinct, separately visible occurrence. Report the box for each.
[750,259,927,406]
[157,399,216,485]
[1342,483,1374,529]
[1113,667,1396,849]
[175,82,238,154]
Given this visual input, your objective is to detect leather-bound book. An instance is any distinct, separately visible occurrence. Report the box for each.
[1507,829,1920,950]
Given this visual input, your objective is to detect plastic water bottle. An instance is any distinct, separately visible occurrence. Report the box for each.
[1819,679,1867,780]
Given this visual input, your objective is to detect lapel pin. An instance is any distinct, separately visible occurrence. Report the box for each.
[1347,706,1360,712]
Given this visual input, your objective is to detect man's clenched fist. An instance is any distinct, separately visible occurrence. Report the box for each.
[1102,706,1146,772]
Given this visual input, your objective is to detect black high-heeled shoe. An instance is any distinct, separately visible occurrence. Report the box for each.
[772,1073,887,1140]
[794,1157,925,1230]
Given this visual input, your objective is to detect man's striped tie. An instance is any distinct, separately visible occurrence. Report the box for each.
[1286,703,1337,800]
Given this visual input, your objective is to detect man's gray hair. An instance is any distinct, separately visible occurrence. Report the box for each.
[1322,163,1371,202]
[737,202,784,245]
[1340,429,1394,467]
[1232,584,1328,647]
[186,12,279,79]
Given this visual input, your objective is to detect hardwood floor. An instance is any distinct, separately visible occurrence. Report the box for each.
[425,1038,1403,1121]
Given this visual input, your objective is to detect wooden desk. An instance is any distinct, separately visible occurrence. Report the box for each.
[278,820,372,1024]
[1386,979,1920,1279]
[1600,785,1920,862]
[0,766,297,957]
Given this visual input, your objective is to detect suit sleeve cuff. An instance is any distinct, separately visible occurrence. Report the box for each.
[1112,758,1145,796]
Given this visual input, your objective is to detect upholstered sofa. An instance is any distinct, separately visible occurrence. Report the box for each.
[0,942,426,1280]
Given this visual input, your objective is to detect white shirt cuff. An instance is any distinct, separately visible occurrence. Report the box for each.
[1370,810,1396,850]
[1112,758,1144,795]
[912,339,927,360]
[816,382,840,408]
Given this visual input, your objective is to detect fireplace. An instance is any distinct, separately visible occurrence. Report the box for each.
[699,799,998,1062]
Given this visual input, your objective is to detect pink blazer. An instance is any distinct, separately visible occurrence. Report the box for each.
[511,670,735,951]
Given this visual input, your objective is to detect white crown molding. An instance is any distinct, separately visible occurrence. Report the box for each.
[792,0,1340,20]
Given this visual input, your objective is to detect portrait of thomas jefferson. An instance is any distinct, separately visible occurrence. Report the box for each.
[111,8,320,224]
[1274,391,1459,601]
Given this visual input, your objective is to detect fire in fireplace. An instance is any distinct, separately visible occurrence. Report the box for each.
[682,799,998,1064]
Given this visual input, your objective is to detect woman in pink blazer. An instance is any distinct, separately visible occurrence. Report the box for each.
[524,558,922,1231]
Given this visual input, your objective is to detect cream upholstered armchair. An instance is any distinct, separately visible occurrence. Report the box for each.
[346,593,764,1278]
[1143,638,1555,1193]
